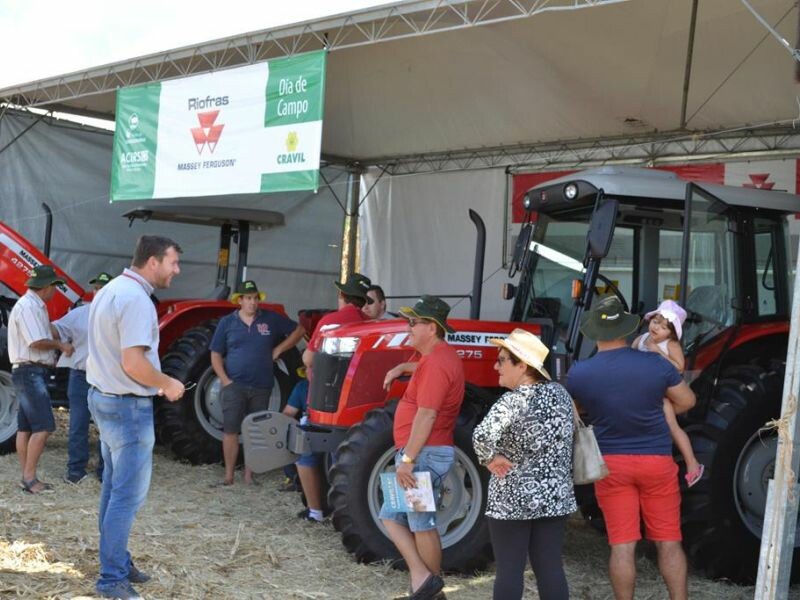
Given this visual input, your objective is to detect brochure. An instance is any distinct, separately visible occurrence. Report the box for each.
[380,471,436,512]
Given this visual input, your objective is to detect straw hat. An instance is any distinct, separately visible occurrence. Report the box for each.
[489,328,551,380]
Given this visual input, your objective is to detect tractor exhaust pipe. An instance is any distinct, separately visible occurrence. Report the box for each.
[469,209,486,320]
[42,202,52,258]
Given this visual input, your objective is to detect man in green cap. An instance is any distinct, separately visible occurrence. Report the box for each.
[297,272,371,522]
[89,272,113,291]
[8,264,75,494]
[566,296,695,600]
[380,295,464,599]
[211,280,305,486]
[53,272,113,484]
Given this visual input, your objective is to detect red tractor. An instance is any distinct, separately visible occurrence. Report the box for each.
[244,166,800,582]
[0,205,305,463]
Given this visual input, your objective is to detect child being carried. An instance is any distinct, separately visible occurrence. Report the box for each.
[632,299,704,488]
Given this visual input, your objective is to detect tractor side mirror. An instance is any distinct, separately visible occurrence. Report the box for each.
[587,199,619,260]
[509,224,533,277]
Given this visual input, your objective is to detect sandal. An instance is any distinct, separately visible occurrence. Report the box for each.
[209,480,234,488]
[684,464,705,488]
[21,478,55,494]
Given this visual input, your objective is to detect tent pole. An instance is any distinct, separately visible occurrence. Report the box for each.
[754,235,800,599]
[679,0,699,129]
[340,167,362,281]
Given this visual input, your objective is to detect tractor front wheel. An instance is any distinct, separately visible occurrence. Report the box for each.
[328,404,492,573]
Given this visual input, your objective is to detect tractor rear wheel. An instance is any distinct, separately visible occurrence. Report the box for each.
[682,362,799,583]
[328,403,492,573]
[155,319,300,464]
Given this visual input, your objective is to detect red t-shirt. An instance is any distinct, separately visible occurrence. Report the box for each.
[308,303,366,352]
[393,341,465,448]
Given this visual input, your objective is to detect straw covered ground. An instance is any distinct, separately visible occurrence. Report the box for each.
[1,409,798,599]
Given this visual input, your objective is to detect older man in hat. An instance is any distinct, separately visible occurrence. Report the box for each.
[53,272,114,484]
[210,280,305,487]
[380,295,464,600]
[8,265,74,493]
[565,296,695,600]
[296,272,372,522]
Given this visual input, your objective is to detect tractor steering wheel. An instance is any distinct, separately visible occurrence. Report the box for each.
[596,274,629,313]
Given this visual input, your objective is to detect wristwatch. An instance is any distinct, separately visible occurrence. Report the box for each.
[401,452,415,464]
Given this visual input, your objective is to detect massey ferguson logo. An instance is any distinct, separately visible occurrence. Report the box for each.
[743,173,775,190]
[191,110,224,155]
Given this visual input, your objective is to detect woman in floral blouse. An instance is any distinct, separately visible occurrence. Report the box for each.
[473,328,576,600]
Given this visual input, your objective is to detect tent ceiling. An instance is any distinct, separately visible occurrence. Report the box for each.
[1,0,797,166]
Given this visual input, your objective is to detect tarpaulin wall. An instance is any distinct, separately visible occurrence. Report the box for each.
[0,111,345,318]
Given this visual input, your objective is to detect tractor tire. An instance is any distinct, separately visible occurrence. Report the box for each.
[155,319,301,465]
[682,361,799,583]
[328,403,492,573]
[0,369,17,455]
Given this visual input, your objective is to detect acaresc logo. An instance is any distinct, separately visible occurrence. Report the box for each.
[120,150,149,164]
[277,131,305,165]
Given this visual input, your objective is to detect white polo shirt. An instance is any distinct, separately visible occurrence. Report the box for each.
[7,289,56,366]
[53,303,90,371]
[86,268,160,396]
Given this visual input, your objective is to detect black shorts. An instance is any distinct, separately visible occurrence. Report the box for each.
[221,382,271,434]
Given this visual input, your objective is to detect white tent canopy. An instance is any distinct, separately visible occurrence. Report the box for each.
[2,0,798,169]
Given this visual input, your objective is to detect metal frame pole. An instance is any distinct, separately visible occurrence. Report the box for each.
[340,168,362,281]
[755,236,800,599]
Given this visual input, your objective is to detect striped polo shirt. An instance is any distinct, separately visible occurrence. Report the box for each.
[7,289,56,366]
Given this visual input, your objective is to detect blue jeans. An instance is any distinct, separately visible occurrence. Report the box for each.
[88,388,154,590]
[67,370,103,479]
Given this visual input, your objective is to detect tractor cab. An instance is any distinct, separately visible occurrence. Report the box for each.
[507,166,795,382]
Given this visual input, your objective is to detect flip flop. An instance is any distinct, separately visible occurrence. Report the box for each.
[685,464,705,488]
[21,478,55,494]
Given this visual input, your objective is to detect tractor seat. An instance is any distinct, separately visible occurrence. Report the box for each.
[684,284,729,343]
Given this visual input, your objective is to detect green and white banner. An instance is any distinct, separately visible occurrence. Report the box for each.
[110,50,326,201]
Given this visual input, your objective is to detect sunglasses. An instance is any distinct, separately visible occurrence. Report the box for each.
[406,318,431,328]
[495,355,511,366]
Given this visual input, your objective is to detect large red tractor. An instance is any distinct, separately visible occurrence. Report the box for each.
[243,166,800,582]
[0,205,304,463]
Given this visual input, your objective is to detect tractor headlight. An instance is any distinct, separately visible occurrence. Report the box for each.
[564,183,579,200]
[321,336,360,356]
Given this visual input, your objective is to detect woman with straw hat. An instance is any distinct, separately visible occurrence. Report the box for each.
[473,328,576,600]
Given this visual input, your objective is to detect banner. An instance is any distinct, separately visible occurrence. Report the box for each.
[110,50,327,201]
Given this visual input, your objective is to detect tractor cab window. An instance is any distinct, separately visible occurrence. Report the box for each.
[517,212,591,353]
[752,217,789,318]
[681,187,737,351]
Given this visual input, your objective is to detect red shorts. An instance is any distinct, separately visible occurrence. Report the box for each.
[595,454,681,545]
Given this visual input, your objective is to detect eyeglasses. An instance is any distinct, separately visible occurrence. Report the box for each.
[407,318,431,328]
[495,355,510,366]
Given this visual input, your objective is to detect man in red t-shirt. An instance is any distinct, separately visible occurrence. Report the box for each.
[381,295,464,600]
[297,272,371,523]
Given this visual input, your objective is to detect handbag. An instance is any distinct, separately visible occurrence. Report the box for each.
[572,402,609,485]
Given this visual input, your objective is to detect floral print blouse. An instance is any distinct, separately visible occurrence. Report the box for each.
[472,382,577,520]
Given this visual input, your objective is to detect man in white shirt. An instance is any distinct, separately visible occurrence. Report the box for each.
[8,265,74,494]
[53,272,112,484]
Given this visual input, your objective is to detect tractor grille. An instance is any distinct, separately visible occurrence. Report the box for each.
[309,353,351,413]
